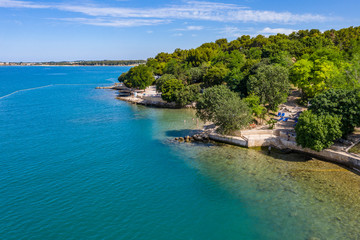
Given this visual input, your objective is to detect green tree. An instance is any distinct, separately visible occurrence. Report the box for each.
[156,74,176,92]
[248,64,290,111]
[224,67,246,95]
[155,52,172,63]
[227,39,241,52]
[161,78,184,102]
[290,51,343,100]
[186,47,218,67]
[244,94,267,123]
[146,58,164,75]
[186,67,204,84]
[163,59,184,77]
[342,50,360,88]
[215,38,228,50]
[122,65,154,89]
[309,89,360,136]
[118,72,127,83]
[295,111,342,151]
[174,84,201,106]
[289,59,314,98]
[196,85,252,134]
[248,47,262,59]
[203,64,230,87]
[227,50,247,69]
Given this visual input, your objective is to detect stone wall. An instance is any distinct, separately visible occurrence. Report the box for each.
[209,129,360,171]
[273,138,360,171]
[209,133,248,147]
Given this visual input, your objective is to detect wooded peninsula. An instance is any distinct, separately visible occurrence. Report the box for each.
[118,26,360,153]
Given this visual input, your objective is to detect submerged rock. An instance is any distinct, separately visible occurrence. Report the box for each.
[193,134,203,141]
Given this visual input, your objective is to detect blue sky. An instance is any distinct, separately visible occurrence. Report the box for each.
[0,0,359,62]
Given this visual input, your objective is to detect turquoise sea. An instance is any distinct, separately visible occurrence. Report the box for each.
[1,66,360,240]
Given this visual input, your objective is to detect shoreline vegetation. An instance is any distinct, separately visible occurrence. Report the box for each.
[0,60,145,66]
[99,83,360,172]
[102,25,360,171]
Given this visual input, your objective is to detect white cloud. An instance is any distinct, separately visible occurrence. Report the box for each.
[172,33,183,37]
[175,25,204,31]
[0,0,331,27]
[222,26,297,38]
[0,0,47,8]
[259,27,297,35]
[54,18,168,27]
[186,25,203,30]
[222,26,246,38]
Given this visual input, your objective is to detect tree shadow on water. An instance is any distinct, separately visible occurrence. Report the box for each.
[256,146,313,162]
[256,146,360,175]
[165,129,203,138]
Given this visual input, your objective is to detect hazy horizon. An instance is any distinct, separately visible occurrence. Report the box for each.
[1,0,359,62]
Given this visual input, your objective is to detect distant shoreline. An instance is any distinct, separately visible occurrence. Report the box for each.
[0,60,145,67]
[0,64,140,67]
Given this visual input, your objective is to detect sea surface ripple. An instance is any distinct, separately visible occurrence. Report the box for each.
[1,66,360,240]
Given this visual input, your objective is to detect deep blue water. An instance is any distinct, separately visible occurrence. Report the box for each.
[1,66,359,240]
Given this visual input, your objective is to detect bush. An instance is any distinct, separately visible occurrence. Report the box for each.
[247,64,290,111]
[309,89,360,136]
[118,72,127,82]
[122,65,154,89]
[186,67,205,84]
[244,94,267,123]
[295,111,342,151]
[160,78,184,102]
[196,85,252,134]
[224,67,246,95]
[174,84,201,106]
[203,64,230,87]
[156,74,176,92]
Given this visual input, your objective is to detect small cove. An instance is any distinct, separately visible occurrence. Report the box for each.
[0,66,359,240]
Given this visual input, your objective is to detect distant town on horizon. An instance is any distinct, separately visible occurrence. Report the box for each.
[0,60,146,66]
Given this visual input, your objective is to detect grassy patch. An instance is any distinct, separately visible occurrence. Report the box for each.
[349,143,360,154]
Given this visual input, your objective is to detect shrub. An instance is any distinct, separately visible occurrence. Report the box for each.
[174,84,201,106]
[160,78,184,102]
[309,89,360,136]
[196,85,252,134]
[295,110,342,151]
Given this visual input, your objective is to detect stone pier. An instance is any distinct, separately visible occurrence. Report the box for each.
[208,129,360,171]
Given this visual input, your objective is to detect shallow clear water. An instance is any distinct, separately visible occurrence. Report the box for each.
[0,66,359,240]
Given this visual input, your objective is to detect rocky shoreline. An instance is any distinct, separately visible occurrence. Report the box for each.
[175,130,211,143]
[97,84,188,108]
[173,126,360,172]
[98,84,360,172]
[116,96,179,108]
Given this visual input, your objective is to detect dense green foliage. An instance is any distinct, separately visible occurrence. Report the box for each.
[203,64,230,87]
[244,94,267,121]
[289,53,342,99]
[248,64,290,111]
[196,85,252,134]
[309,89,360,136]
[156,74,176,92]
[295,111,342,151]
[120,26,360,100]
[120,65,154,89]
[174,84,201,106]
[160,78,184,102]
[118,26,360,135]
